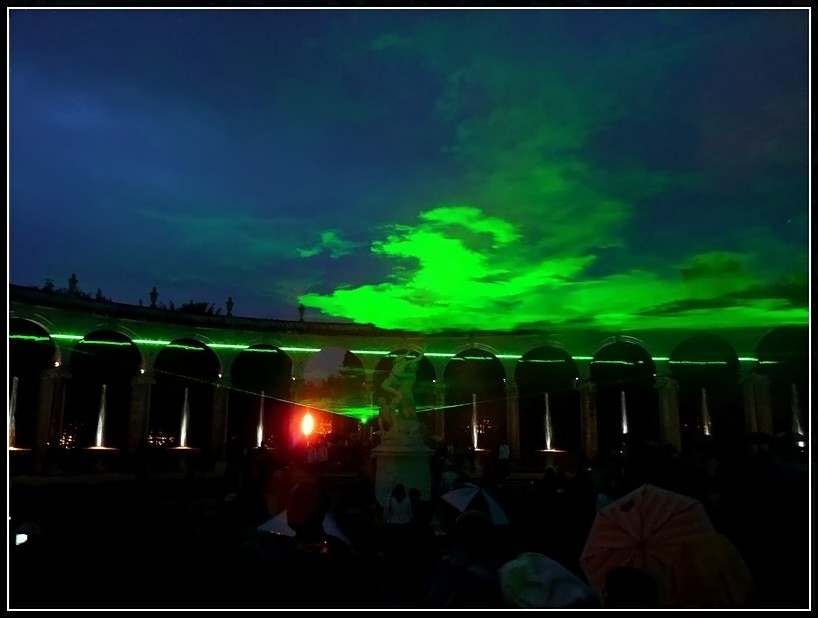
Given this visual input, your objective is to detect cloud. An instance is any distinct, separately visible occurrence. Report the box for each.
[297,229,363,258]
[299,208,807,332]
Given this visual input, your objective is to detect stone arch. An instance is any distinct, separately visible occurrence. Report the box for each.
[594,334,654,358]
[669,334,742,444]
[62,330,142,453]
[9,318,58,449]
[591,340,658,459]
[228,344,293,451]
[299,347,368,445]
[515,345,581,458]
[182,334,227,377]
[443,347,506,450]
[149,338,221,453]
[755,326,808,436]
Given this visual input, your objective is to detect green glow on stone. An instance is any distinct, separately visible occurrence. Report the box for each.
[9,335,51,342]
[6,333,765,366]
[349,349,391,355]
[280,346,323,353]
[669,360,728,365]
[592,360,647,365]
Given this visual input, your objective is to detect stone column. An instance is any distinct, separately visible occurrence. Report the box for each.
[433,383,446,441]
[741,368,758,434]
[655,374,681,453]
[127,372,154,455]
[291,362,306,403]
[579,379,598,462]
[742,368,772,435]
[505,380,520,459]
[753,373,773,436]
[33,367,70,473]
[211,376,231,462]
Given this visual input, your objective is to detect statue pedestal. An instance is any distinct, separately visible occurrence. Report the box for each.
[372,419,432,508]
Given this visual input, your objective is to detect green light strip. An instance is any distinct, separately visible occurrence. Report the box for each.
[280,346,322,353]
[8,333,764,365]
[669,360,728,365]
[592,360,647,365]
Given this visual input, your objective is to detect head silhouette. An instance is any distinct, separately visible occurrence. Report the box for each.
[391,483,407,502]
[286,478,329,538]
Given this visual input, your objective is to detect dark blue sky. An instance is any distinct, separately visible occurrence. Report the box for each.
[9,8,809,332]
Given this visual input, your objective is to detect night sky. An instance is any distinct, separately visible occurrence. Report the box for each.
[9,8,809,333]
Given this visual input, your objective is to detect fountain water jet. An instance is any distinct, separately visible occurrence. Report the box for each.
[701,387,712,436]
[9,376,22,450]
[544,392,553,451]
[537,391,566,458]
[620,390,629,435]
[94,384,107,448]
[179,387,190,448]
[167,386,200,476]
[791,383,804,436]
[257,390,265,448]
[84,383,118,471]
[471,393,478,450]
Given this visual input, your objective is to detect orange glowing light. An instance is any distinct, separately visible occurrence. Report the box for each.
[301,413,315,437]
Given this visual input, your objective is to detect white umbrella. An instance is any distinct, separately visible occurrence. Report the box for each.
[440,483,509,526]
[257,510,351,547]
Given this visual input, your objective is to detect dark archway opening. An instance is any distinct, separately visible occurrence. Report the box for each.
[591,341,658,459]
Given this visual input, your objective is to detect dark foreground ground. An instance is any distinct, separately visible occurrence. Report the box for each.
[8,456,812,610]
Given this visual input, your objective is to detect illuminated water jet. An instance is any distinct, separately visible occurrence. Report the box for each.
[544,392,553,450]
[257,390,265,448]
[537,391,565,455]
[791,383,804,436]
[179,387,190,448]
[471,393,478,450]
[620,390,629,435]
[701,387,712,436]
[9,376,18,450]
[95,384,107,448]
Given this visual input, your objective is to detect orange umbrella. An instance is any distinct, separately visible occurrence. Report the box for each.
[580,484,715,604]
[665,531,754,608]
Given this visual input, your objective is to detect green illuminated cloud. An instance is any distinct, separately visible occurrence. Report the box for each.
[295,16,806,333]
[299,207,807,332]
[298,229,361,258]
